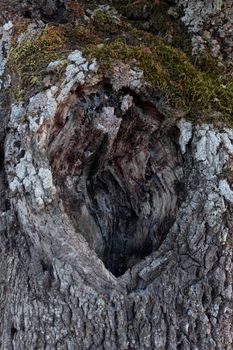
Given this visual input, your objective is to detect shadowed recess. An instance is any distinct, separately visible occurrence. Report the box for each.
[48,84,185,276]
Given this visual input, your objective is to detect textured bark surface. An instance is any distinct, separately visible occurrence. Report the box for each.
[0,1,232,350]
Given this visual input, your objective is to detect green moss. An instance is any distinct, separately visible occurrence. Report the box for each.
[116,0,155,17]
[114,0,191,54]
[83,32,233,123]
[91,9,123,34]
[8,25,67,99]
[64,23,100,47]
[8,5,233,126]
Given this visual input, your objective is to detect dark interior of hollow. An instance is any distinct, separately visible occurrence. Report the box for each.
[49,85,185,277]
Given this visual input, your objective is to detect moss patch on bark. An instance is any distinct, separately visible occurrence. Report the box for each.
[8,4,233,125]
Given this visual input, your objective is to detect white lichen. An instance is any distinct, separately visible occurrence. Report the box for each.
[219,179,233,204]
[47,60,63,73]
[67,50,86,66]
[3,21,13,31]
[38,168,54,191]
[120,95,134,113]
[0,22,13,87]
[177,119,192,154]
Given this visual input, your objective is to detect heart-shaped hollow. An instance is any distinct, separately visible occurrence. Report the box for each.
[48,84,185,277]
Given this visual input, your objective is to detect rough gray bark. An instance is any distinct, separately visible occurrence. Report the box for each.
[0,2,232,350]
[174,0,233,63]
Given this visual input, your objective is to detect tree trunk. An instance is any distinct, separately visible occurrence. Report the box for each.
[0,1,232,349]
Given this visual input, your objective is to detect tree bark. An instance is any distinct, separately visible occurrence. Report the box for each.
[0,1,232,350]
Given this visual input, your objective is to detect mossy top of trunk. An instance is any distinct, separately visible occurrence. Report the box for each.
[8,24,68,99]
[7,4,233,126]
